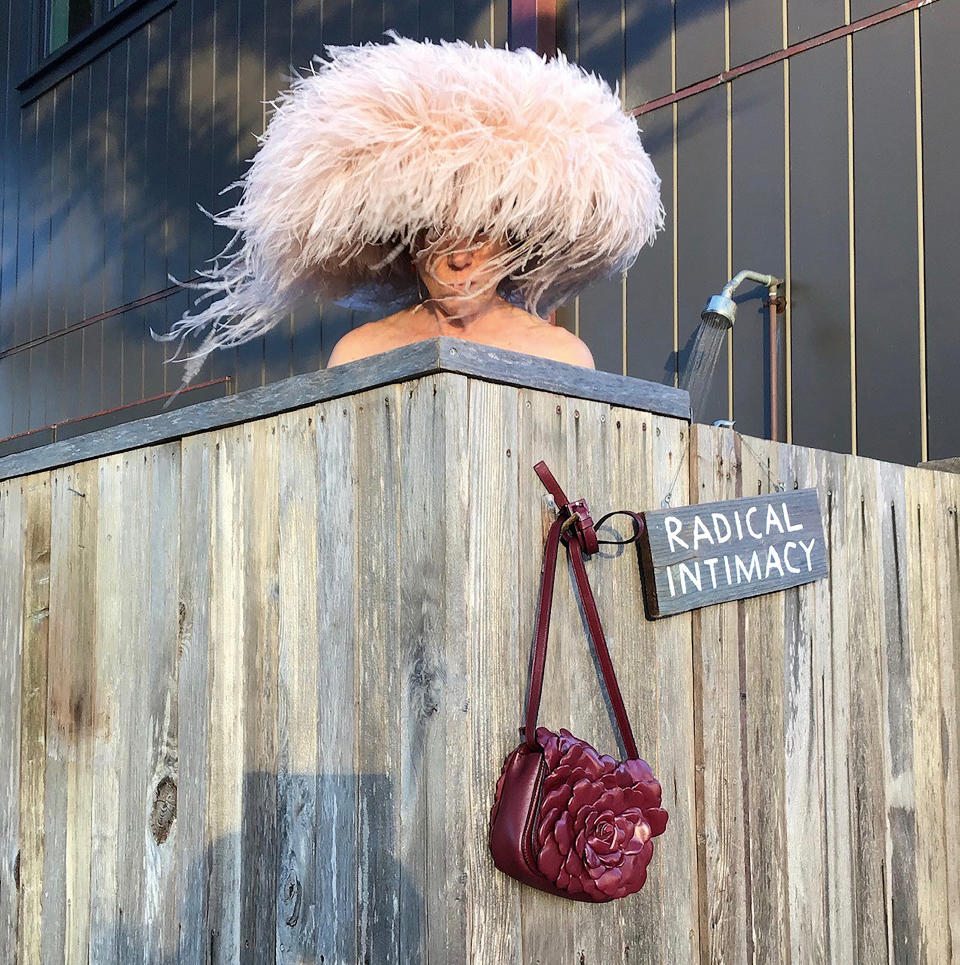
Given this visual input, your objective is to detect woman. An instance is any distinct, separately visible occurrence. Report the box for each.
[155,36,661,386]
[326,230,595,368]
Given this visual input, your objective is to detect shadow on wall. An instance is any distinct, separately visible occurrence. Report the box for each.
[1,0,515,390]
[78,772,421,964]
[564,0,720,102]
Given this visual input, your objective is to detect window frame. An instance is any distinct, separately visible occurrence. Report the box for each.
[17,0,176,107]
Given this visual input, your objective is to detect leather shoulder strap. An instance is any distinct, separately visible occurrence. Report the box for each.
[522,514,564,750]
[523,462,641,760]
[565,536,639,759]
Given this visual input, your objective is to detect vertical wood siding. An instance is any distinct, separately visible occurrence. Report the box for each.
[1,0,958,465]
[1,373,958,959]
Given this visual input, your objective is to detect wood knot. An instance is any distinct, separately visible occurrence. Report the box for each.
[72,692,91,730]
[150,777,177,844]
[408,643,444,719]
[283,875,302,926]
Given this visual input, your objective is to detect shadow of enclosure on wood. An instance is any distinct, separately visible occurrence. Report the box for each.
[34,772,420,964]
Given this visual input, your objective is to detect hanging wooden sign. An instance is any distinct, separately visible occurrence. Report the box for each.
[638,489,827,618]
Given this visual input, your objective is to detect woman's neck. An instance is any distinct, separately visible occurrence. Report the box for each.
[419,293,512,334]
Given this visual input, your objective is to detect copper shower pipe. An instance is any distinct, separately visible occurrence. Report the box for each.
[766,291,786,442]
[510,0,557,57]
[770,296,778,441]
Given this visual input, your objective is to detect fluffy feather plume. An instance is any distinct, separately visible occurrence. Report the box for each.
[155,34,664,384]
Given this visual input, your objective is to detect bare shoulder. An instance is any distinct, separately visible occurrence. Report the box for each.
[524,318,596,369]
[326,309,417,368]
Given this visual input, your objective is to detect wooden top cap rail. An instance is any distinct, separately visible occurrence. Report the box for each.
[0,338,691,482]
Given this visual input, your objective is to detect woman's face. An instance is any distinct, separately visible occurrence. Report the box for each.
[415,230,509,313]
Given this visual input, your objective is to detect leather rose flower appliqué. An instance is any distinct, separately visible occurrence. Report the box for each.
[533,727,668,901]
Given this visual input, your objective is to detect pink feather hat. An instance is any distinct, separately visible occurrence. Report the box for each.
[156,34,663,381]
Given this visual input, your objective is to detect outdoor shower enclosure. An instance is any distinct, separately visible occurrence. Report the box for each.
[0,340,957,962]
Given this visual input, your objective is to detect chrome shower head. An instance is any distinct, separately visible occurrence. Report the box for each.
[701,292,737,328]
[680,269,784,424]
[701,270,782,327]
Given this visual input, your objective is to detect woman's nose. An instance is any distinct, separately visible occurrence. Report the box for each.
[447,249,473,270]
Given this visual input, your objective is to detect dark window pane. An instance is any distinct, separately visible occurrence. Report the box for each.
[48,0,94,53]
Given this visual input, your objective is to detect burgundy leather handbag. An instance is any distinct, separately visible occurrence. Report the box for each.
[488,461,668,902]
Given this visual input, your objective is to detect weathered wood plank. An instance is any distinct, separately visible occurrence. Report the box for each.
[175,432,213,964]
[396,376,441,961]
[0,476,26,959]
[843,454,889,963]
[904,465,951,960]
[87,445,180,961]
[464,381,523,962]
[813,448,855,963]
[516,389,578,963]
[113,449,163,962]
[353,386,402,964]
[739,435,790,963]
[691,424,749,965]
[206,424,247,962]
[239,418,280,962]
[87,453,125,963]
[563,398,627,964]
[275,406,319,961]
[875,459,919,963]
[310,399,358,964]
[917,457,960,475]
[580,402,656,962]
[936,469,960,955]
[398,376,471,962]
[517,392,613,965]
[647,414,700,964]
[44,460,99,965]
[141,443,182,961]
[15,472,51,965]
[779,442,828,962]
